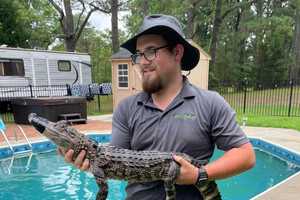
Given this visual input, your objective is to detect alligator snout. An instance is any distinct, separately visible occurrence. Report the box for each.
[28,113,47,133]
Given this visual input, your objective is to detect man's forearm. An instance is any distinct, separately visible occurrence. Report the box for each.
[204,142,256,180]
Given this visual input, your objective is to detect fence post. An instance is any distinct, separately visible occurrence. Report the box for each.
[243,78,248,114]
[288,80,294,117]
[98,95,101,112]
[29,85,33,98]
[66,84,72,96]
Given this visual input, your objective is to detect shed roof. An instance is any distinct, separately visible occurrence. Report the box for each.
[111,48,132,59]
[187,40,211,60]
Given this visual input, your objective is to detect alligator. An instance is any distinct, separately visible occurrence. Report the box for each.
[28,113,221,200]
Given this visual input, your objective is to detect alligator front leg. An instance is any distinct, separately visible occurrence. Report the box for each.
[95,177,108,200]
[91,167,109,200]
[164,181,176,200]
[164,160,181,200]
[195,180,222,200]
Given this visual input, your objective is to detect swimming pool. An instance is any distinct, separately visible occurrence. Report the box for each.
[0,133,300,200]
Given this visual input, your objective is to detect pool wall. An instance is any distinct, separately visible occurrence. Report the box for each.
[0,133,111,159]
[0,134,300,167]
[251,137,300,166]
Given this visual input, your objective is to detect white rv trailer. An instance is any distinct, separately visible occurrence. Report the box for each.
[0,47,92,87]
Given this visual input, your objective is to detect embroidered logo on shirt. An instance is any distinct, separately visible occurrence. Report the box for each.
[174,113,196,120]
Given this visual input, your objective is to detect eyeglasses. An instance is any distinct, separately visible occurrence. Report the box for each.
[131,45,169,65]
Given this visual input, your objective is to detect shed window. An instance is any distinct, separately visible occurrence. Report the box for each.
[58,60,71,71]
[0,59,25,76]
[118,64,128,88]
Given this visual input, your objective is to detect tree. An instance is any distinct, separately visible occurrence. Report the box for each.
[0,0,57,49]
[49,0,102,51]
[125,0,186,37]
[123,0,298,87]
[292,0,300,81]
[0,0,30,47]
[185,0,202,39]
[49,0,127,52]
[111,0,120,53]
[209,0,256,68]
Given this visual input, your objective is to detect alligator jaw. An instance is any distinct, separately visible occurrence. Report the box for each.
[28,113,72,149]
[28,113,47,133]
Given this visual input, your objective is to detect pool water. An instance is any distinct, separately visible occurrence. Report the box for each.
[0,151,126,200]
[213,149,300,200]
[0,149,299,200]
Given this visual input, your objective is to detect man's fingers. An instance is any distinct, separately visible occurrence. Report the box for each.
[58,148,89,171]
[65,149,74,163]
[57,147,66,156]
[74,150,86,168]
[80,159,90,171]
[173,155,188,166]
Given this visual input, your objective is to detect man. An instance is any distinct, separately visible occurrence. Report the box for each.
[61,14,255,199]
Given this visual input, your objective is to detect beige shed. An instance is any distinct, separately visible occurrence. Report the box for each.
[111,41,211,109]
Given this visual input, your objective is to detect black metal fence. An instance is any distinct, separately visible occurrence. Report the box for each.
[211,79,300,117]
[2,79,299,123]
[0,85,71,101]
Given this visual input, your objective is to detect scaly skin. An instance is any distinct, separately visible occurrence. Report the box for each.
[28,113,221,200]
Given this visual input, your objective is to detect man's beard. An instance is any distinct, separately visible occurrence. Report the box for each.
[142,72,163,94]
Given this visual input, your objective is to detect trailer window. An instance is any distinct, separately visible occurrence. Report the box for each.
[58,60,71,71]
[0,59,25,76]
[118,64,128,88]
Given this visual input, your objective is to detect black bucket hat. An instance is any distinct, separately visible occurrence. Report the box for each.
[121,14,200,71]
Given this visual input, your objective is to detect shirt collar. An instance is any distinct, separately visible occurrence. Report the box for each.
[179,76,196,99]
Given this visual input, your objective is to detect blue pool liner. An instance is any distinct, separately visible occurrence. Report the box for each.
[0,133,299,166]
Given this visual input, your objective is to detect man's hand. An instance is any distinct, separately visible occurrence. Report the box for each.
[173,155,199,185]
[57,147,90,171]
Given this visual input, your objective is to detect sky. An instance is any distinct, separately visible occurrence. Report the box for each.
[89,11,128,31]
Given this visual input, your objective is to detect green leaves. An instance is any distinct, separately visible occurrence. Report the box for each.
[0,0,58,49]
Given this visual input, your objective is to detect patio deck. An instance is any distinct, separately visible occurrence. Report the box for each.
[0,118,112,146]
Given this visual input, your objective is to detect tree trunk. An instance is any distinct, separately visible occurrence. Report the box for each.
[235,0,246,80]
[63,0,76,52]
[186,0,200,39]
[111,0,119,53]
[292,5,300,81]
[255,0,264,83]
[209,0,222,68]
[142,0,149,16]
[49,0,102,52]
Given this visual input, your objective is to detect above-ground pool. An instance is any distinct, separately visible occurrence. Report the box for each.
[0,133,300,200]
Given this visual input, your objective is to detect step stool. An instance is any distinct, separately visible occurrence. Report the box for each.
[58,113,86,124]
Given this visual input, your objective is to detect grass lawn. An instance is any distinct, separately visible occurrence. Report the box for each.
[236,114,300,132]
[87,95,113,115]
[85,94,300,132]
[218,85,300,131]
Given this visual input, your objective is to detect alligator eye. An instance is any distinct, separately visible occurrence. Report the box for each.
[68,131,76,138]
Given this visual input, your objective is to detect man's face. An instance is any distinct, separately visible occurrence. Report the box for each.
[136,34,179,94]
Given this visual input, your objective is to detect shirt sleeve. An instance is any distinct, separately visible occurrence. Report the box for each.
[110,98,131,149]
[210,92,249,151]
